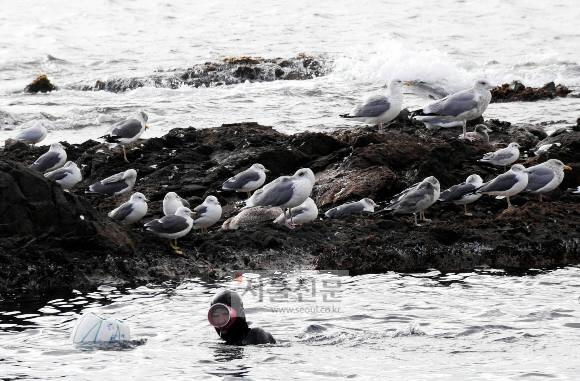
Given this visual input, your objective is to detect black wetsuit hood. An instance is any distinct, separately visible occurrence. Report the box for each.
[211,290,251,345]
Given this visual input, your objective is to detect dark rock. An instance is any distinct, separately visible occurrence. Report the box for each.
[24,74,57,93]
[77,55,330,93]
[491,81,572,103]
[1,120,579,297]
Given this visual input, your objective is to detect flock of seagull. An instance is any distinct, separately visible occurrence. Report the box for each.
[8,77,577,254]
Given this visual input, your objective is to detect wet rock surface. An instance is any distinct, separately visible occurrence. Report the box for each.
[76,54,329,92]
[491,81,572,103]
[1,116,579,297]
[24,74,57,93]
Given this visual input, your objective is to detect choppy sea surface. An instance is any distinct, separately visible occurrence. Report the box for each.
[2,269,580,380]
[2,1,580,379]
[0,0,579,144]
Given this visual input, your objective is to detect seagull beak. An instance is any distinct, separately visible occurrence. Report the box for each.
[564,165,573,171]
[145,124,150,129]
[264,169,271,173]
[144,197,150,202]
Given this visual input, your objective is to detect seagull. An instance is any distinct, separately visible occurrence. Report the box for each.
[244,168,316,224]
[144,206,193,256]
[14,120,49,145]
[439,174,483,216]
[192,195,222,233]
[525,159,572,201]
[222,163,269,197]
[44,161,82,190]
[274,197,318,228]
[476,164,528,209]
[340,79,406,133]
[411,79,493,138]
[324,198,378,219]
[163,192,190,216]
[29,142,67,173]
[108,192,149,224]
[479,142,520,169]
[100,112,149,163]
[459,124,491,143]
[222,206,283,231]
[385,176,440,226]
[533,143,561,156]
[88,169,137,197]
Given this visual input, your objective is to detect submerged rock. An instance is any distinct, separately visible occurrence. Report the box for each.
[0,118,579,296]
[491,81,572,103]
[24,74,57,93]
[78,54,330,92]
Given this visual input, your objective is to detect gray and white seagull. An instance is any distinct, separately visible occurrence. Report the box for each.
[412,79,493,138]
[88,169,137,197]
[476,164,528,209]
[385,176,440,226]
[144,206,193,256]
[245,168,316,225]
[14,120,50,145]
[525,159,572,201]
[439,174,483,216]
[29,142,67,173]
[340,79,406,133]
[222,163,269,197]
[324,198,378,219]
[479,142,520,169]
[163,192,190,216]
[45,161,82,190]
[100,112,150,162]
[108,192,149,225]
[274,197,318,228]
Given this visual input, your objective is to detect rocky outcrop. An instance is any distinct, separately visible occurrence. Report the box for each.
[76,54,329,92]
[1,117,579,296]
[24,74,57,93]
[491,81,572,103]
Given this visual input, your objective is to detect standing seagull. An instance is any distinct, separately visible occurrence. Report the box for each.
[274,197,318,228]
[439,174,483,216]
[525,159,572,201]
[108,192,149,224]
[29,142,67,173]
[476,164,529,209]
[245,168,316,224]
[385,177,440,226]
[100,112,150,163]
[45,161,82,190]
[163,192,190,216]
[144,206,194,256]
[340,79,405,133]
[192,196,222,233]
[324,198,378,219]
[14,120,49,145]
[88,169,137,197]
[222,163,269,197]
[411,79,493,138]
[479,142,520,169]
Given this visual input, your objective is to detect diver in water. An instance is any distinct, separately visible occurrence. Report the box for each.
[208,289,276,345]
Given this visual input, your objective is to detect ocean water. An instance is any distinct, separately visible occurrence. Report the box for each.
[2,1,580,379]
[0,0,579,144]
[2,269,580,380]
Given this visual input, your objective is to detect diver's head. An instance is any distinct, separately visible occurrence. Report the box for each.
[208,289,249,343]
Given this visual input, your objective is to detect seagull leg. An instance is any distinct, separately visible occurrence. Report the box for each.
[462,120,467,139]
[247,191,252,198]
[289,208,294,224]
[378,123,384,134]
[506,196,513,209]
[413,213,421,226]
[420,211,432,223]
[464,204,473,217]
[122,146,129,163]
[538,194,543,202]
